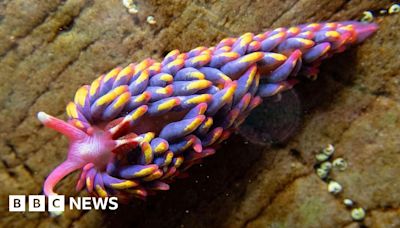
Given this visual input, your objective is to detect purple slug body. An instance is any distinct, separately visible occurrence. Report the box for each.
[38,21,377,201]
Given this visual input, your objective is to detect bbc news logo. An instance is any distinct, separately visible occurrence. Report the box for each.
[9,195,118,212]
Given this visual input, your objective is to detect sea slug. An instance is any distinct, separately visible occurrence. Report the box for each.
[38,21,378,200]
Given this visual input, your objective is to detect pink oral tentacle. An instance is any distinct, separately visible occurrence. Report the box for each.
[43,160,83,196]
[37,112,87,140]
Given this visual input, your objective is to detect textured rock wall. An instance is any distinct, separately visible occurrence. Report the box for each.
[0,0,399,227]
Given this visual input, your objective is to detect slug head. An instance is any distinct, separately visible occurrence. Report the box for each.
[37,112,139,196]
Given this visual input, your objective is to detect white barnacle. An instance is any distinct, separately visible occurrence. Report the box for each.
[147,16,157,25]
[316,167,329,179]
[361,11,374,23]
[351,207,366,221]
[320,161,332,171]
[343,198,354,207]
[389,4,400,14]
[321,144,335,156]
[128,4,139,14]
[316,153,330,162]
[333,157,348,171]
[122,0,135,8]
[328,181,342,194]
[379,9,388,15]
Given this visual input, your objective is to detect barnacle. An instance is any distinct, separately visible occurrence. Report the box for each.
[328,181,343,194]
[388,4,400,14]
[38,21,378,200]
[351,207,366,221]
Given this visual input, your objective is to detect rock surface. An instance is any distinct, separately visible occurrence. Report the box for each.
[0,0,399,227]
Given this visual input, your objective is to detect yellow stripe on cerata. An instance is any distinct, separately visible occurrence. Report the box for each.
[185,94,212,104]
[298,38,314,46]
[160,74,173,82]
[96,86,127,106]
[95,185,108,197]
[104,67,121,83]
[269,53,287,61]
[167,58,184,68]
[66,102,79,118]
[239,52,264,63]
[203,117,213,129]
[155,143,167,153]
[116,64,134,81]
[287,27,300,34]
[325,31,340,38]
[110,180,138,189]
[133,166,156,178]
[90,77,101,96]
[188,71,204,80]
[222,84,237,101]
[219,46,231,52]
[134,92,150,102]
[186,80,211,90]
[156,87,168,95]
[142,170,162,181]
[130,106,148,120]
[220,52,239,58]
[240,33,252,46]
[184,116,203,131]
[157,99,178,111]
[269,32,285,40]
[174,157,184,168]
[73,120,84,129]
[113,92,130,109]
[134,70,149,84]
[134,59,151,73]
[165,49,179,58]
[191,54,210,64]
[246,67,256,87]
[74,86,88,107]
[149,63,161,72]
[164,152,173,166]
[306,23,319,29]
[142,132,155,142]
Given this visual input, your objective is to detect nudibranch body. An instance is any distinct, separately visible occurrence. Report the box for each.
[38,21,377,200]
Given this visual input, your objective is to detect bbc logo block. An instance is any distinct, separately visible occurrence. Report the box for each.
[9,195,118,212]
[48,195,65,212]
[9,195,65,212]
[9,195,25,212]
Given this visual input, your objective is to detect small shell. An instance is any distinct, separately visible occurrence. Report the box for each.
[351,207,366,221]
[315,153,330,162]
[147,16,157,25]
[389,4,400,14]
[360,11,374,23]
[333,157,347,171]
[328,181,342,194]
[320,161,332,171]
[122,0,134,8]
[343,198,353,207]
[321,144,335,156]
[316,167,329,179]
[128,5,139,14]
[379,9,387,15]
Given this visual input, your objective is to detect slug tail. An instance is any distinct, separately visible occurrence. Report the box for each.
[343,21,379,43]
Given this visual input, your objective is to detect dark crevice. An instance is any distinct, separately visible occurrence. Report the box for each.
[289,148,307,165]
